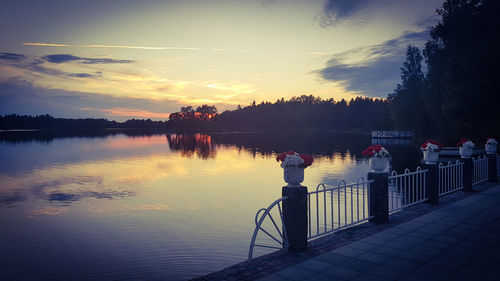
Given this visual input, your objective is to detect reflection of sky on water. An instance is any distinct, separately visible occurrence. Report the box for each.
[0,132,420,280]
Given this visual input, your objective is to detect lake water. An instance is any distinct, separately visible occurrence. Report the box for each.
[0,131,421,280]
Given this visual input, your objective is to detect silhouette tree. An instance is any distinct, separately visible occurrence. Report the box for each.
[423,0,500,140]
[388,45,428,134]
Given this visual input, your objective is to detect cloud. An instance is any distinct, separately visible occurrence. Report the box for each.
[0,52,26,61]
[0,79,181,120]
[24,42,200,51]
[0,52,125,80]
[317,30,429,97]
[68,72,99,78]
[317,0,372,26]
[42,54,133,64]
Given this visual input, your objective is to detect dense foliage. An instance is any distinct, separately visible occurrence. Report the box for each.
[203,96,391,132]
[0,114,167,130]
[389,0,500,142]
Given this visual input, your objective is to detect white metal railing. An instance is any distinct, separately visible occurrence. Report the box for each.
[307,178,371,240]
[439,160,464,196]
[388,167,428,212]
[248,196,288,261]
[473,156,488,185]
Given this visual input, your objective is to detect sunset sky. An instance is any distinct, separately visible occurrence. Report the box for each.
[0,0,441,120]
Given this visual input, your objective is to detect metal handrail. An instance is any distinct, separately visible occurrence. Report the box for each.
[438,160,464,195]
[307,177,372,240]
[248,196,288,261]
[473,155,488,185]
[388,167,428,212]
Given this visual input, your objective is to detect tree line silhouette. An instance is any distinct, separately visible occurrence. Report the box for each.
[0,114,167,130]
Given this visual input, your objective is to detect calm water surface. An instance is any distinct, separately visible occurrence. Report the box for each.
[0,132,421,280]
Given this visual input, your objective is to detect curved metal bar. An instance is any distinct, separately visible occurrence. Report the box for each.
[255,208,266,226]
[316,183,326,192]
[248,196,288,261]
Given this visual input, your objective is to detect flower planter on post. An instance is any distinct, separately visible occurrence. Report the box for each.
[283,166,304,187]
[370,157,388,172]
[421,140,442,164]
[420,140,442,204]
[457,139,474,158]
[363,145,390,223]
[486,138,498,182]
[276,151,313,252]
[423,151,439,164]
[457,139,474,191]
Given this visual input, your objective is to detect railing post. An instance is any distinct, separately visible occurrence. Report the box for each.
[367,172,388,223]
[461,157,474,191]
[282,186,308,252]
[424,164,439,204]
[487,153,498,182]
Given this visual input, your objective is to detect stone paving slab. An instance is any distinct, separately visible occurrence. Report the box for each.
[257,185,500,281]
[192,183,498,281]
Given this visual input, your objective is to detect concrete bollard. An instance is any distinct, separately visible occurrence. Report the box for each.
[367,172,389,223]
[461,157,473,191]
[487,154,498,182]
[424,164,439,204]
[282,186,308,252]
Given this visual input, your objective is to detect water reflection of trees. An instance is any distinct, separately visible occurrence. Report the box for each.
[2,130,422,171]
[211,132,371,159]
[166,134,217,159]
[0,129,165,144]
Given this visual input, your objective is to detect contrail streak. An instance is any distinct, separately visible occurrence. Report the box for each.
[23,42,200,51]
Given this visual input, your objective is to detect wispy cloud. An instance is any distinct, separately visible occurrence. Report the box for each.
[23,43,255,52]
[317,0,372,27]
[0,52,107,79]
[0,52,26,61]
[42,54,133,64]
[24,42,200,51]
[317,30,429,97]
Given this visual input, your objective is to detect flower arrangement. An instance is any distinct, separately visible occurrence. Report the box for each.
[276,151,313,168]
[420,140,443,152]
[457,138,474,148]
[361,145,389,158]
[486,138,498,145]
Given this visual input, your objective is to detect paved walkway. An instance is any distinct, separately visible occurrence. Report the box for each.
[257,185,500,281]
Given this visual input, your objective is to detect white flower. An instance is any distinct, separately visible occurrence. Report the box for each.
[373,147,390,158]
[462,140,474,149]
[422,143,440,152]
[487,138,498,145]
[281,154,305,168]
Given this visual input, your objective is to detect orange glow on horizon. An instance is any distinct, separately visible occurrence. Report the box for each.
[102,108,171,119]
[106,135,167,150]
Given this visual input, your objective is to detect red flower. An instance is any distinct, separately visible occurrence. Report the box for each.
[300,154,314,167]
[276,152,287,162]
[457,138,468,147]
[276,151,314,168]
[361,145,381,157]
[421,140,443,150]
